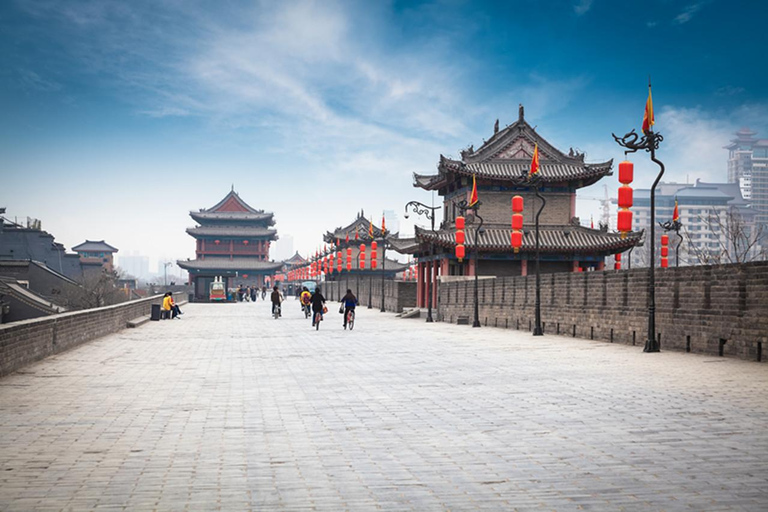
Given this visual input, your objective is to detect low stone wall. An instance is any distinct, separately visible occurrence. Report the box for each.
[0,292,186,377]
[437,261,768,362]
[321,278,416,313]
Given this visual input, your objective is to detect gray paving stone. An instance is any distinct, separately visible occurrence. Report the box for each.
[1,300,767,511]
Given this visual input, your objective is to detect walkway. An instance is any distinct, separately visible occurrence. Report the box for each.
[1,300,767,511]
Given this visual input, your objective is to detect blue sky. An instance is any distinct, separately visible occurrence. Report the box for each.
[1,0,766,272]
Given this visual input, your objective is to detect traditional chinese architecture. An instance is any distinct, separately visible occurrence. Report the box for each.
[177,189,282,300]
[319,211,409,280]
[394,105,642,309]
[71,240,119,273]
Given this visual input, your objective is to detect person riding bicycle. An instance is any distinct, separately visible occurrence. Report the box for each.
[310,286,326,327]
[300,287,312,316]
[340,289,357,329]
[270,286,283,317]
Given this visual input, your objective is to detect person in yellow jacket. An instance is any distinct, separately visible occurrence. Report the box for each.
[162,292,182,319]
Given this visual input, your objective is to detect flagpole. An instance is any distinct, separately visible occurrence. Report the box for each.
[612,79,663,353]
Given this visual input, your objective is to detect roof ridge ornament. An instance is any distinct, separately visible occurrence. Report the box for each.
[519,104,524,122]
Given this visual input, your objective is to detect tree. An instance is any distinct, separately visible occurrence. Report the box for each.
[682,207,767,265]
[62,268,128,310]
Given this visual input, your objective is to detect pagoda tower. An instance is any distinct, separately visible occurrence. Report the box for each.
[177,189,282,300]
[391,106,642,309]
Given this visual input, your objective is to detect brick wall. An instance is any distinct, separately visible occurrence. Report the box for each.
[0,292,186,377]
[320,279,416,313]
[437,261,768,362]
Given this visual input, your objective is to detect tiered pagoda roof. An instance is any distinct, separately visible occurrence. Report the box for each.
[414,105,612,191]
[72,240,118,253]
[323,211,391,244]
[187,189,277,240]
[283,252,307,267]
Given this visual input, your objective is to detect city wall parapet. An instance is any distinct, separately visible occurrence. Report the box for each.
[437,261,768,362]
[0,292,186,377]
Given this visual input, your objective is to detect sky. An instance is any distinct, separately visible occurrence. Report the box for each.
[1,0,766,273]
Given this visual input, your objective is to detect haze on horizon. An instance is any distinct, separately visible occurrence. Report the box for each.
[2,0,766,274]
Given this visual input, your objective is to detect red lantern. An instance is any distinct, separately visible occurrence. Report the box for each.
[214,239,220,245]
[618,186,633,209]
[661,258,668,268]
[511,195,524,253]
[615,252,621,262]
[619,160,634,184]
[661,234,669,245]
[661,246,669,257]
[371,241,377,251]
[617,210,633,233]
[243,274,249,279]
[511,231,523,251]
[617,161,634,239]
[346,247,352,271]
[455,215,465,262]
[661,233,669,268]
[243,240,249,245]
[337,251,342,272]
[359,244,366,269]
[512,195,524,213]
[371,251,378,269]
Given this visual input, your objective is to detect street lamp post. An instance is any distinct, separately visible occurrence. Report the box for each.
[456,200,484,328]
[660,218,683,267]
[380,230,387,313]
[613,126,665,353]
[404,201,441,323]
[532,182,546,336]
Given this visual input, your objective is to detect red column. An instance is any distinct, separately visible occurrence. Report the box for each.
[432,259,439,308]
[229,240,234,260]
[416,262,425,307]
[521,260,528,276]
[596,261,605,271]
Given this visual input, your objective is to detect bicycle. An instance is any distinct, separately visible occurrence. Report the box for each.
[302,304,310,318]
[345,309,355,330]
[313,310,322,330]
[273,303,281,319]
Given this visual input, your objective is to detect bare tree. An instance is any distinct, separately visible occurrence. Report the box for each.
[682,207,766,265]
[62,268,128,310]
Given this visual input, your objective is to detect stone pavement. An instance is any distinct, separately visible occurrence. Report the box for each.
[1,300,767,511]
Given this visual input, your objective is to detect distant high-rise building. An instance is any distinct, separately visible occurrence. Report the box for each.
[725,128,768,226]
[117,251,150,279]
[626,180,760,266]
[272,235,294,261]
[382,210,400,235]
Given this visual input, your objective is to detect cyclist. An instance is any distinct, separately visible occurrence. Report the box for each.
[340,289,357,330]
[310,286,326,327]
[300,287,312,318]
[270,286,283,317]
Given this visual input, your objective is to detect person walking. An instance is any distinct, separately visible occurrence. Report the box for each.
[270,286,283,317]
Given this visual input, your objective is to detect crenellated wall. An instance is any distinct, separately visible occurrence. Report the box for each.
[320,279,417,313]
[437,261,768,362]
[0,292,186,377]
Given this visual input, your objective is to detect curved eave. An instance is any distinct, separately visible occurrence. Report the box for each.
[189,211,275,224]
[186,227,278,239]
[176,259,284,272]
[414,226,642,255]
[439,159,613,189]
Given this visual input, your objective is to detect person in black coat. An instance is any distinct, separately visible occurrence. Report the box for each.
[310,287,326,326]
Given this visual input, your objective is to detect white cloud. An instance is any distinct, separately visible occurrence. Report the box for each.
[674,1,709,24]
[574,0,594,16]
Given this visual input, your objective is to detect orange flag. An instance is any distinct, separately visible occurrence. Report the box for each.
[368,219,374,238]
[673,198,679,222]
[529,144,540,176]
[590,216,594,229]
[642,83,654,133]
[345,232,349,243]
[469,175,479,206]
[381,213,386,233]
[355,228,359,240]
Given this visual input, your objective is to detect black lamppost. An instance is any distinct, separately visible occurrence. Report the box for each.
[531,180,545,336]
[660,217,683,267]
[613,123,665,353]
[404,200,441,323]
[380,229,388,313]
[456,199,484,328]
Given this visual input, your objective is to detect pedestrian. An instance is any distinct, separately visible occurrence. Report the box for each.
[169,293,183,319]
[270,286,283,317]
[237,285,245,302]
[250,286,257,302]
